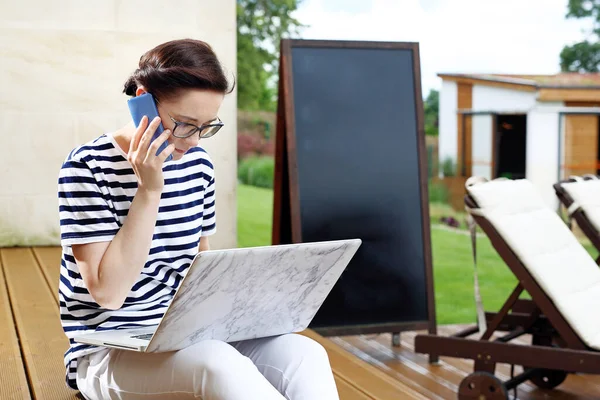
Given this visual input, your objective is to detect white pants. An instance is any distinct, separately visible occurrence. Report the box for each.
[76,333,339,400]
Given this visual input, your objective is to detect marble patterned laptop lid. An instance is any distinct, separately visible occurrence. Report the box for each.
[146,239,361,352]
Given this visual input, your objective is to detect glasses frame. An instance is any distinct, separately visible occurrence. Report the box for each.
[154,98,224,139]
[167,114,224,139]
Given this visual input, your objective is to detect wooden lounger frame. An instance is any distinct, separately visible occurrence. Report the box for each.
[554,176,600,264]
[414,194,600,399]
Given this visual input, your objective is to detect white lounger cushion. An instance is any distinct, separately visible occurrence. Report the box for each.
[467,178,600,350]
[560,179,600,233]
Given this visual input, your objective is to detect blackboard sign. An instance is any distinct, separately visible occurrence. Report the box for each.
[272,39,436,337]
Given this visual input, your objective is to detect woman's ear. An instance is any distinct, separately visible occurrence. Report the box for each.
[135,86,147,97]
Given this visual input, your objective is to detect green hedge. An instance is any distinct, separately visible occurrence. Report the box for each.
[238,156,274,189]
[429,180,449,204]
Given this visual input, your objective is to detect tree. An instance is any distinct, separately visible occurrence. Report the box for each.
[237,0,304,111]
[560,0,600,72]
[424,89,439,136]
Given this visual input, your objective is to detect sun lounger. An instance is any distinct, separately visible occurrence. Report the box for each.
[415,177,600,399]
[554,175,600,264]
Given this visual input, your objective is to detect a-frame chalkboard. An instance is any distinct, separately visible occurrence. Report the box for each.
[272,39,436,345]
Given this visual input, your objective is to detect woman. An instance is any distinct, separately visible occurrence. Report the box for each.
[58,38,339,400]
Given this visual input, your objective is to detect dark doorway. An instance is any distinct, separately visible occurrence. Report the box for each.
[494,114,527,179]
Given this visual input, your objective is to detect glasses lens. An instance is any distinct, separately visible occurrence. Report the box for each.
[200,125,222,138]
[173,124,198,138]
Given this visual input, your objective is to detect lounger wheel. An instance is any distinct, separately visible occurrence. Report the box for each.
[524,367,568,389]
[526,335,568,389]
[458,371,508,399]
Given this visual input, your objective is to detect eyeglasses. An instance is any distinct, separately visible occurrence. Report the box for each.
[155,98,224,139]
[167,115,224,139]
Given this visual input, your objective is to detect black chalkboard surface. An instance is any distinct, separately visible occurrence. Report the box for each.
[272,39,436,338]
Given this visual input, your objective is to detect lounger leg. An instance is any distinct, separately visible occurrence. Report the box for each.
[392,332,400,347]
[481,284,523,341]
[474,359,496,374]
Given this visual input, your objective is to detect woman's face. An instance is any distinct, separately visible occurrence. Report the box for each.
[154,89,224,161]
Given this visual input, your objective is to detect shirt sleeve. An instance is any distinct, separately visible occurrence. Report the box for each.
[201,175,217,236]
[58,158,121,246]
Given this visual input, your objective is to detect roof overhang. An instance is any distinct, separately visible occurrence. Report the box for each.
[438,73,537,91]
[456,106,600,115]
[439,73,600,102]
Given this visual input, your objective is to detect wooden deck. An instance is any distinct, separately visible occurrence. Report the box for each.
[1,247,80,400]
[331,328,600,399]
[2,246,600,399]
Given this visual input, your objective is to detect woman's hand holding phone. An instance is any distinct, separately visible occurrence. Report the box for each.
[128,115,175,194]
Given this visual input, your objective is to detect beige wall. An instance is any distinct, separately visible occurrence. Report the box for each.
[0,0,237,249]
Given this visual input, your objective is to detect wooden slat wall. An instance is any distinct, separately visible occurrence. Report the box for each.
[563,115,599,177]
[0,252,31,400]
[1,248,79,400]
[457,83,473,177]
[539,88,600,102]
[564,101,600,107]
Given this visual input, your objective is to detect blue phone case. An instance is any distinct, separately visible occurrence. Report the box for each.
[127,93,173,162]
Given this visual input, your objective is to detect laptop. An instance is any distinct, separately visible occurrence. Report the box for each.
[73,239,361,353]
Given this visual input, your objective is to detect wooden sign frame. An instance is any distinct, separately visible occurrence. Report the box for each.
[272,39,437,341]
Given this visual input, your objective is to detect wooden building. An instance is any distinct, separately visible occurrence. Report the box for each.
[437,72,600,209]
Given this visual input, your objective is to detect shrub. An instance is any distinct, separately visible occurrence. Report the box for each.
[261,139,275,157]
[238,156,274,189]
[441,157,456,177]
[426,144,439,179]
[237,132,263,160]
[237,132,276,160]
[429,180,449,204]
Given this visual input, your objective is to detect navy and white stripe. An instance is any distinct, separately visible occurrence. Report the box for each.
[57,133,216,390]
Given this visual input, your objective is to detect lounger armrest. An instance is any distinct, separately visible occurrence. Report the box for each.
[464,194,479,210]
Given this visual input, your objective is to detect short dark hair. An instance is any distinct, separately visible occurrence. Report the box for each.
[123,38,234,100]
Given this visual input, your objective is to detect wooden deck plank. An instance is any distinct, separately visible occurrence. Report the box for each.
[334,326,600,400]
[331,335,450,400]
[2,248,79,400]
[0,251,31,400]
[333,374,373,400]
[342,335,463,396]
[301,329,428,399]
[31,247,62,303]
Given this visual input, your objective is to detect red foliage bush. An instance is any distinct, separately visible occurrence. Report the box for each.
[237,131,275,160]
[262,140,275,156]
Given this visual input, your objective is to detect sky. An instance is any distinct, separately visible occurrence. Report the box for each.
[292,0,593,96]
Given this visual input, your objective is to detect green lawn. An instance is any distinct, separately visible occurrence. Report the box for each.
[236,184,597,325]
[237,184,274,248]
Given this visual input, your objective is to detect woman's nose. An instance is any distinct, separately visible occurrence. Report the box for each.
[184,134,200,147]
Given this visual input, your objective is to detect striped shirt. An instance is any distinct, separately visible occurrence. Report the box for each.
[57,133,216,390]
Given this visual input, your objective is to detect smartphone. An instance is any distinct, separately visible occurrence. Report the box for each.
[127,93,173,162]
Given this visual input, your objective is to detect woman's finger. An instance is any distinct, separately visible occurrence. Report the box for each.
[157,142,176,163]
[138,116,162,155]
[145,129,172,163]
[129,115,148,155]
